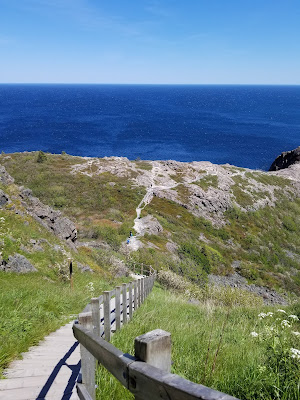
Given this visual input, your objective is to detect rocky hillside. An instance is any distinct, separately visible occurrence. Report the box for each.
[1,149,299,302]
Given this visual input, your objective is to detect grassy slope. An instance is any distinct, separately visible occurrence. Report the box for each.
[0,175,130,375]
[1,152,144,248]
[0,152,299,398]
[2,152,299,294]
[96,286,300,400]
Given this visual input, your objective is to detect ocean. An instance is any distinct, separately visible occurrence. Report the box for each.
[0,84,299,170]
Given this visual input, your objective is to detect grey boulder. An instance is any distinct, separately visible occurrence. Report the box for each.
[0,253,37,273]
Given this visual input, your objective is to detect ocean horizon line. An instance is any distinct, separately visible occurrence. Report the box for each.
[1,83,300,87]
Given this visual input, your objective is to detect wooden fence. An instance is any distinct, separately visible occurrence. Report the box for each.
[73,265,239,400]
[75,265,156,399]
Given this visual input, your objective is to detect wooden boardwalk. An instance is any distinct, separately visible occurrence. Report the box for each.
[0,292,130,400]
[0,322,80,400]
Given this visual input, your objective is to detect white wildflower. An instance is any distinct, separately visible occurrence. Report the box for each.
[288,314,299,321]
[0,217,5,222]
[250,331,259,337]
[86,282,95,294]
[277,309,287,314]
[258,312,267,319]
[266,312,273,317]
[290,348,300,360]
[292,331,300,336]
[281,320,291,328]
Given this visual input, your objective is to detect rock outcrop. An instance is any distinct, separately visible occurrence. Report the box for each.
[0,253,37,273]
[0,166,14,185]
[0,189,10,207]
[0,166,77,247]
[209,273,287,305]
[269,146,300,171]
[77,262,93,273]
[137,215,163,236]
[19,187,77,247]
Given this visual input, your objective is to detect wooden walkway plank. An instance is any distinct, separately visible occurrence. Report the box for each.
[0,275,149,400]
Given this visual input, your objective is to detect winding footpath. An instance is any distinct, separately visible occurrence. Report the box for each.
[128,163,200,251]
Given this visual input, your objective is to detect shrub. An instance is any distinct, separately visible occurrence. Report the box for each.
[36,151,47,163]
[179,242,211,273]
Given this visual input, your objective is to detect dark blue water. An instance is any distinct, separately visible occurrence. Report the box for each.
[0,84,299,170]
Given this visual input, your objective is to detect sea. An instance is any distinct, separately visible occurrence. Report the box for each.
[0,84,299,170]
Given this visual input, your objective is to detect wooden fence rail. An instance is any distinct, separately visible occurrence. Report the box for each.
[75,267,156,399]
[74,265,239,400]
[73,325,239,400]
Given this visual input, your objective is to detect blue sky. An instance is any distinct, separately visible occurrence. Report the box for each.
[0,0,299,84]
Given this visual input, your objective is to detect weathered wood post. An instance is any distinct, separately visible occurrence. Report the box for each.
[138,278,142,307]
[141,277,145,303]
[134,329,172,399]
[78,312,96,400]
[129,281,133,320]
[103,291,111,342]
[145,277,149,297]
[122,283,127,324]
[134,280,138,310]
[134,329,172,371]
[115,286,121,331]
[91,297,100,337]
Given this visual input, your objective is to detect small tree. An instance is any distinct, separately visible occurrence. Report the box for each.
[36,150,47,163]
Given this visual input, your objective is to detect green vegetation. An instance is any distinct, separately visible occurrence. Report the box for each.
[0,180,130,375]
[0,272,110,376]
[134,160,152,171]
[0,152,299,399]
[193,174,219,191]
[96,287,300,400]
[140,194,300,294]
[245,172,291,187]
[1,152,145,248]
[36,150,47,163]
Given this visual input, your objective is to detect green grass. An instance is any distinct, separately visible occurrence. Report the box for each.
[1,152,145,248]
[96,287,300,400]
[134,161,152,171]
[0,271,118,376]
[193,174,219,191]
[0,177,131,375]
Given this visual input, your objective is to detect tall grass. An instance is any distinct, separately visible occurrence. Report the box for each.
[96,286,300,400]
[0,271,126,376]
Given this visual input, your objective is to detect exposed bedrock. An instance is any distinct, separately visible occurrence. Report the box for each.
[269,146,300,171]
[0,253,37,273]
[19,187,77,247]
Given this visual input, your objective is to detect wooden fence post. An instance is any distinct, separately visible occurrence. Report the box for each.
[141,263,144,276]
[122,283,127,324]
[115,286,121,331]
[91,298,100,337]
[134,280,138,310]
[103,291,111,342]
[78,313,96,400]
[134,329,172,373]
[129,281,133,320]
[141,277,145,303]
[138,278,141,307]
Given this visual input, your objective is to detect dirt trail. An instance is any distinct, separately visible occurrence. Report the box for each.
[128,163,200,251]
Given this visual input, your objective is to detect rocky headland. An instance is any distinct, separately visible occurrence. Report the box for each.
[0,147,299,303]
